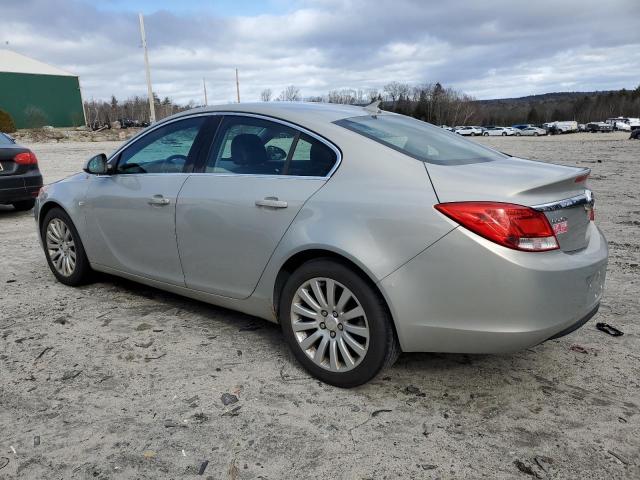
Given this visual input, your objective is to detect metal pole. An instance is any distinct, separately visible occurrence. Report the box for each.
[77,77,88,127]
[203,77,208,106]
[235,68,240,103]
[139,13,156,123]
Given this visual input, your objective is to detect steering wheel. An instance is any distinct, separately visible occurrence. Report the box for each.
[164,154,188,172]
[266,145,287,161]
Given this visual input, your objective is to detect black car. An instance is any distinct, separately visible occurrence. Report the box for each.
[586,122,613,133]
[0,133,43,211]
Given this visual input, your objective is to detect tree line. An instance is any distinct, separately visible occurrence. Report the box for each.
[85,83,640,129]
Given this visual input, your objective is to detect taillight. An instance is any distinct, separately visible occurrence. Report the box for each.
[435,202,559,252]
[574,172,590,183]
[14,151,38,165]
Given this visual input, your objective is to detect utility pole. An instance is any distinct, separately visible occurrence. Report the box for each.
[203,77,208,106]
[139,13,156,123]
[235,68,240,103]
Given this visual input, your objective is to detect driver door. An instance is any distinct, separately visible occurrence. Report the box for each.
[84,115,215,285]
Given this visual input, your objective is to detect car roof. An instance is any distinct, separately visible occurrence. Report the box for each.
[166,102,373,132]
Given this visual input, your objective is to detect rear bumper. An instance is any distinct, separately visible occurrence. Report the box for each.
[380,222,608,353]
[0,172,42,204]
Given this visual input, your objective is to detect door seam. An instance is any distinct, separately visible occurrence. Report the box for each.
[174,174,192,287]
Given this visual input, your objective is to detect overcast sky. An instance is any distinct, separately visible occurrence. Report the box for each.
[3,0,640,104]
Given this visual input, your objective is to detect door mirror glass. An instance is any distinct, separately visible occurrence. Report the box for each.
[84,153,109,174]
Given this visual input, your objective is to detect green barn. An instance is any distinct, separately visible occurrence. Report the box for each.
[0,49,85,128]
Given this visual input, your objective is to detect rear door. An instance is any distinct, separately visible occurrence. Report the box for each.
[85,115,216,285]
[176,114,339,299]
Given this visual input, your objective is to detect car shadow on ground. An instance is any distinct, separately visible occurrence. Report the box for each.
[0,204,32,216]
[87,271,539,385]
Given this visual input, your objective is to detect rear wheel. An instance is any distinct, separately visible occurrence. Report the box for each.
[41,208,92,286]
[279,259,400,387]
[12,199,36,211]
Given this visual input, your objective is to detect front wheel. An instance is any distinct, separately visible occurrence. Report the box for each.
[483,132,489,136]
[279,259,400,387]
[502,132,507,136]
[41,208,92,286]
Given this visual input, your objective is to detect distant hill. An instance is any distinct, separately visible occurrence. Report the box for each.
[476,91,616,105]
[471,87,640,125]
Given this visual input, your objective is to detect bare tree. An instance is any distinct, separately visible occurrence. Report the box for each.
[366,89,381,103]
[383,81,411,108]
[260,88,272,102]
[277,85,301,102]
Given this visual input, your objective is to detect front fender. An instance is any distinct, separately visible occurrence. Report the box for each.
[35,173,91,253]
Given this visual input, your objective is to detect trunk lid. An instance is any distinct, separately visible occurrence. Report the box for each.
[427,156,593,252]
[0,145,30,176]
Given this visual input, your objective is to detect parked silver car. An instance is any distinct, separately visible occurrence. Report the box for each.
[35,102,608,387]
[517,126,548,136]
[454,126,483,136]
[482,127,514,136]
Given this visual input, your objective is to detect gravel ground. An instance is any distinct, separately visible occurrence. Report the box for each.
[0,132,638,479]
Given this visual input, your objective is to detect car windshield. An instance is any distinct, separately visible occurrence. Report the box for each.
[334,115,506,165]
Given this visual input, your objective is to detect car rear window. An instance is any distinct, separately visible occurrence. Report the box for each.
[334,115,506,165]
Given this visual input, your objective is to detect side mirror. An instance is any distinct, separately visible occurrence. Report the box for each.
[83,153,110,175]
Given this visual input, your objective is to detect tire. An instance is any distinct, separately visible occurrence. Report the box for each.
[483,132,489,136]
[41,207,92,286]
[12,199,36,211]
[502,132,507,136]
[534,132,539,136]
[279,258,400,387]
[516,132,521,136]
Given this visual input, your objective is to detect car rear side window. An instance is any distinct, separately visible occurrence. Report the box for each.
[334,115,506,165]
[0,133,14,145]
[287,133,337,177]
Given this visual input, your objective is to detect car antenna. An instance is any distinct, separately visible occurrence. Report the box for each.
[363,100,381,116]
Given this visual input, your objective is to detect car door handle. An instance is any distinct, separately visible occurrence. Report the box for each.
[255,197,288,209]
[148,195,171,206]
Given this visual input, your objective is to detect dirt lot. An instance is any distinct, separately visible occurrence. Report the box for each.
[1,132,638,479]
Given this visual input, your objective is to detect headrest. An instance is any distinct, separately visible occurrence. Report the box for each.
[231,134,267,165]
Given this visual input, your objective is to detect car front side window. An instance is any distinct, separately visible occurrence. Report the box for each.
[117,117,206,174]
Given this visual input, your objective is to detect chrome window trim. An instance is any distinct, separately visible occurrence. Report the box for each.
[532,190,594,212]
[107,111,342,180]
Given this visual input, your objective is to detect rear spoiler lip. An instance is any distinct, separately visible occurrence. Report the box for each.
[532,189,594,212]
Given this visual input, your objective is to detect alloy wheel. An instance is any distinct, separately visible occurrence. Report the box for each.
[290,277,369,372]
[46,218,76,277]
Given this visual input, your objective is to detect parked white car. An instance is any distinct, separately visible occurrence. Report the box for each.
[606,117,640,131]
[454,126,483,136]
[545,121,578,133]
[516,126,547,136]
[482,127,514,136]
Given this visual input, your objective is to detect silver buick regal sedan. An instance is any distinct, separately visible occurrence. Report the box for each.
[35,102,608,387]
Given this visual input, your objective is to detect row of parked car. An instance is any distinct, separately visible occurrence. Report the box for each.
[444,125,549,136]
[445,116,640,137]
